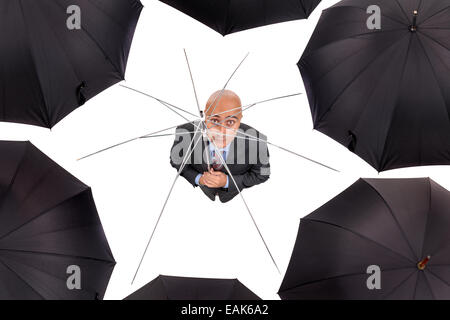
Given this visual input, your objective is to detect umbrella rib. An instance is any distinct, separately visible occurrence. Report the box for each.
[0,253,105,299]
[77,121,197,160]
[0,258,45,300]
[241,93,302,113]
[204,126,281,274]
[17,0,52,127]
[315,36,406,126]
[183,49,211,169]
[416,31,450,125]
[0,143,29,209]
[279,266,415,294]
[393,0,411,24]
[308,32,404,87]
[120,84,199,119]
[419,179,432,259]
[205,53,249,115]
[0,189,88,243]
[420,5,450,25]
[207,93,303,119]
[183,49,203,117]
[362,180,419,261]
[0,248,115,264]
[325,5,408,26]
[201,121,211,170]
[347,38,410,149]
[422,272,437,300]
[381,269,417,300]
[131,126,204,284]
[2,165,58,221]
[140,131,198,139]
[426,268,450,288]
[377,35,413,171]
[412,269,420,299]
[304,218,416,264]
[209,122,339,172]
[85,0,130,32]
[301,28,406,65]
[51,0,123,78]
[418,0,424,12]
[421,27,450,30]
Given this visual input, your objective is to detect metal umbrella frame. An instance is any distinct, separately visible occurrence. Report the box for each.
[78,50,339,283]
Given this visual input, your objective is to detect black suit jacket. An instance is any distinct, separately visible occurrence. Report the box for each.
[170,121,270,203]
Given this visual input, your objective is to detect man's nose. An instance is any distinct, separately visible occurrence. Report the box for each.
[220,125,227,133]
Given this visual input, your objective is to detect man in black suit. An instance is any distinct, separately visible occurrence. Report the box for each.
[170,90,270,203]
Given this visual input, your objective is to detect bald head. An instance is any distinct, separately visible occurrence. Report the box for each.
[204,90,242,118]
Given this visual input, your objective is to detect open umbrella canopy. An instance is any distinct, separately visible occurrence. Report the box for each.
[125,275,260,300]
[279,178,450,300]
[299,0,450,172]
[159,0,321,36]
[0,0,142,128]
[0,141,115,300]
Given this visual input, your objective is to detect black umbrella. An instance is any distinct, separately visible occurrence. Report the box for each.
[0,0,142,128]
[279,178,450,300]
[160,0,321,36]
[299,0,450,172]
[125,275,261,300]
[0,141,115,300]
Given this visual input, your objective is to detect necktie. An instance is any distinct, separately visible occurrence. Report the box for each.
[211,150,226,171]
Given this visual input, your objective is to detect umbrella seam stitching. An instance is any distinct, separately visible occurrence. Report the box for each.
[17,0,51,127]
[377,34,413,170]
[323,5,408,26]
[0,258,45,299]
[415,31,450,126]
[51,0,124,78]
[0,189,89,243]
[0,248,116,264]
[303,218,415,264]
[315,36,406,127]
[362,179,419,261]
[279,267,416,295]
[0,142,29,210]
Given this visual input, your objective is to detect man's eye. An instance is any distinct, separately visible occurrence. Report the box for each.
[226,120,235,126]
[211,119,219,123]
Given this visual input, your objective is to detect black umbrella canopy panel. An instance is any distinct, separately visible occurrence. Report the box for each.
[160,0,322,36]
[280,178,450,300]
[0,0,143,128]
[125,275,261,300]
[0,141,115,300]
[299,0,450,171]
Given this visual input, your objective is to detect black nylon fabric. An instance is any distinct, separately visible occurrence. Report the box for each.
[125,275,261,300]
[0,0,143,128]
[0,141,115,300]
[300,0,450,172]
[279,178,450,300]
[160,0,321,36]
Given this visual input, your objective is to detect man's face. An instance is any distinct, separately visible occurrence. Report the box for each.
[204,92,242,149]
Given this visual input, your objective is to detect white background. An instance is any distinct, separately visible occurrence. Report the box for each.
[1,0,449,300]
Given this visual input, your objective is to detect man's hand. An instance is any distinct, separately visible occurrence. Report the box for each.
[199,169,228,188]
